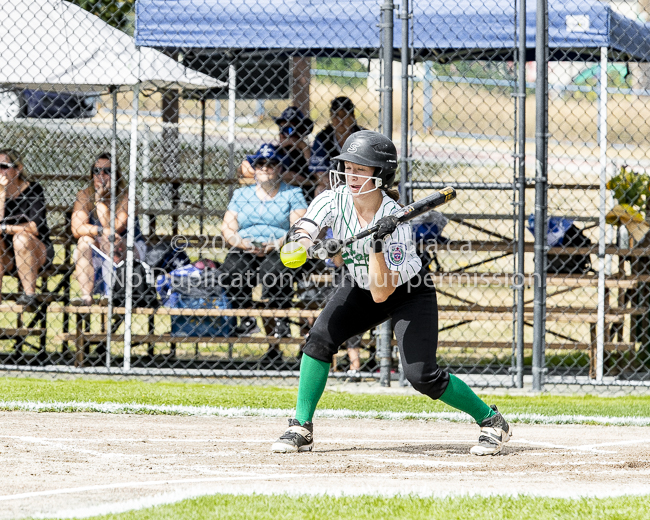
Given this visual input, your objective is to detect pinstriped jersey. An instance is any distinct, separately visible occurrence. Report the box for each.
[303,187,422,289]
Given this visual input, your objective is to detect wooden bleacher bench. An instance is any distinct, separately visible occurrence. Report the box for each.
[45,304,322,366]
[45,299,634,370]
[48,305,322,319]
[53,333,306,346]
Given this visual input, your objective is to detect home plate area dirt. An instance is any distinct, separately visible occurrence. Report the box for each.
[1,412,650,519]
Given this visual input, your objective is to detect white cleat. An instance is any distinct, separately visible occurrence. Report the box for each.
[271,419,314,453]
[470,405,512,456]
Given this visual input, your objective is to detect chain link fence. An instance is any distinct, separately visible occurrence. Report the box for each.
[1,0,650,391]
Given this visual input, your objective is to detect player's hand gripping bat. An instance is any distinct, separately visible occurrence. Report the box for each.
[308,186,456,260]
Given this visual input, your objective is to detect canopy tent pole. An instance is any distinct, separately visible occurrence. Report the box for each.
[398,0,411,387]
[422,61,433,133]
[106,86,118,368]
[532,0,549,392]
[399,0,410,206]
[596,46,608,381]
[200,97,206,234]
[227,65,236,181]
[515,0,527,389]
[141,123,151,236]
[378,0,394,388]
[123,83,140,372]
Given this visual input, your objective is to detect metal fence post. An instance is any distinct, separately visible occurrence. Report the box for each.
[596,47,609,382]
[422,61,433,133]
[532,0,548,392]
[398,0,411,388]
[199,97,207,235]
[378,0,394,387]
[227,64,236,181]
[106,86,117,369]
[123,83,140,372]
[399,0,410,206]
[514,0,527,389]
[380,0,394,135]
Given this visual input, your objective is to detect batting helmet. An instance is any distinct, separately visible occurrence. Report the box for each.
[333,131,398,189]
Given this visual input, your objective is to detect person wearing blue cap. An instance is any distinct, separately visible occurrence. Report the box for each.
[238,107,316,202]
[222,143,308,360]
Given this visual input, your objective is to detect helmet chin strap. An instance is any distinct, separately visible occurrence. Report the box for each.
[329,169,383,195]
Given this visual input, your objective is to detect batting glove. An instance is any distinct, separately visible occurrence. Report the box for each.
[308,238,343,260]
[372,215,399,253]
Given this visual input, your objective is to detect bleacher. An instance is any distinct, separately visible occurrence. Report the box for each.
[1,189,645,381]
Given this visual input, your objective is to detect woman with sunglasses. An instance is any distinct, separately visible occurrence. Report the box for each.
[222,144,307,360]
[71,153,145,305]
[0,149,53,312]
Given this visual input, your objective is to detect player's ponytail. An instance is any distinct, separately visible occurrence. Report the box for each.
[384,188,401,203]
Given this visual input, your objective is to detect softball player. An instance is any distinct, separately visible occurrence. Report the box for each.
[271,130,511,456]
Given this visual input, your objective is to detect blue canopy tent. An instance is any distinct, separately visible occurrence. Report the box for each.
[136,0,650,383]
[136,0,650,62]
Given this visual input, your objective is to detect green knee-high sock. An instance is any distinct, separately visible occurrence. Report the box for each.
[295,354,331,424]
[439,374,495,424]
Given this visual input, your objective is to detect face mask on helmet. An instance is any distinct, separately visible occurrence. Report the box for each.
[329,167,383,196]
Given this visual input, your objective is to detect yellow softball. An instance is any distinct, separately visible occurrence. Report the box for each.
[280,242,307,268]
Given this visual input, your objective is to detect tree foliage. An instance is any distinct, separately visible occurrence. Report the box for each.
[607,165,650,216]
[68,0,135,34]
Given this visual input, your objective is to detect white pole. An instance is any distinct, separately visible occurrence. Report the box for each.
[423,61,433,132]
[215,99,222,123]
[141,123,151,236]
[106,87,118,367]
[123,83,140,372]
[228,64,236,179]
[596,47,608,381]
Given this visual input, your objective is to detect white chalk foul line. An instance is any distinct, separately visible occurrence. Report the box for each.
[0,474,308,502]
[0,435,467,444]
[1,399,650,427]
[31,489,215,520]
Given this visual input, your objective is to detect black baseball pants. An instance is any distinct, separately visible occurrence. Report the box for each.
[303,271,450,399]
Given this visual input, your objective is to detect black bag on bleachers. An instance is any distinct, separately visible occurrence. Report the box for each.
[145,241,191,273]
[547,224,593,274]
[169,266,223,298]
[112,260,160,308]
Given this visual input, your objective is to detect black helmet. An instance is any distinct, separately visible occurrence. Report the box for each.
[333,130,398,188]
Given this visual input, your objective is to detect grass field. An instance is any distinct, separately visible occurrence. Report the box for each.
[71,494,650,520]
[3,377,650,419]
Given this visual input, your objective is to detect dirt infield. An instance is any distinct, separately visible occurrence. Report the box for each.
[1,412,650,519]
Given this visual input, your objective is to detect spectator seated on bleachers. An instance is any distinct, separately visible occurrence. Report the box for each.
[309,96,364,196]
[71,153,146,305]
[0,148,54,312]
[221,143,307,361]
[238,106,316,202]
[273,107,316,203]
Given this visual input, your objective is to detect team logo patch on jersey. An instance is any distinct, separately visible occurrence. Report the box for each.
[387,243,406,267]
